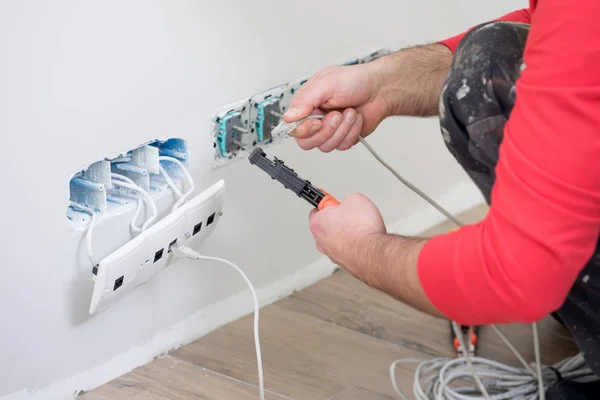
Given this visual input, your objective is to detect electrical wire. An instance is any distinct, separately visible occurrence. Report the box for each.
[158,156,195,211]
[172,245,265,400]
[160,165,183,198]
[354,137,597,399]
[390,351,595,400]
[533,323,546,400]
[111,175,158,232]
[69,201,98,267]
[111,173,148,232]
[357,137,464,227]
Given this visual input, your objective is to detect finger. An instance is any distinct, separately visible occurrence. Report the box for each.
[283,75,331,123]
[337,113,364,150]
[318,108,357,153]
[289,119,323,139]
[296,111,343,150]
[288,109,325,138]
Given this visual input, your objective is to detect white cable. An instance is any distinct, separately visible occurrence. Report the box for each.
[111,173,156,232]
[172,245,265,400]
[451,321,491,400]
[111,174,147,232]
[533,323,545,400]
[69,201,98,267]
[354,137,597,399]
[111,177,158,232]
[159,165,183,198]
[158,156,195,211]
[390,352,595,400]
[357,137,464,227]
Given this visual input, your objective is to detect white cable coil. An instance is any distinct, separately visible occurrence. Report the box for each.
[391,352,595,400]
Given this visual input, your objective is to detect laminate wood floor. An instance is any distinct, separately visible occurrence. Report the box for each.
[79,205,578,399]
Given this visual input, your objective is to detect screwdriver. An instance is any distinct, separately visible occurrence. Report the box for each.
[248,147,339,210]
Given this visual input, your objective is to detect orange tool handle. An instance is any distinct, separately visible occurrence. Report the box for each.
[317,189,340,210]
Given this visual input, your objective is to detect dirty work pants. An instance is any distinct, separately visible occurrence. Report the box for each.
[438,21,600,398]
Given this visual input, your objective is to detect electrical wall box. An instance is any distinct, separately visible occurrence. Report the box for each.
[211,47,389,169]
[89,179,226,314]
[67,138,189,228]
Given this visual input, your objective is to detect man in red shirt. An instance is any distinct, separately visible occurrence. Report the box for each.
[283,1,600,397]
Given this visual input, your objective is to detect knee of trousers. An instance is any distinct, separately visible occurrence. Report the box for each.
[438,21,530,174]
[440,21,530,125]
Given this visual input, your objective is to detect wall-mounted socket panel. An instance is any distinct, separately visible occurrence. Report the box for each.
[89,179,226,314]
[211,47,389,169]
[67,138,189,228]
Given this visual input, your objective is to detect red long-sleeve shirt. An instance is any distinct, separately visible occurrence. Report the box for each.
[418,0,600,324]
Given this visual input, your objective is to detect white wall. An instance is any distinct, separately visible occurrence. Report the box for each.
[0,1,522,398]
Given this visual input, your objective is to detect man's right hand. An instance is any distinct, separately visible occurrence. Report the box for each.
[282,63,392,152]
[283,44,453,152]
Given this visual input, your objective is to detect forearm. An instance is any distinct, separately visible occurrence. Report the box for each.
[371,44,452,117]
[353,233,445,318]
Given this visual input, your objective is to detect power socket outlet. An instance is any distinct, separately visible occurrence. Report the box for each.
[249,84,287,145]
[89,179,226,314]
[211,99,252,168]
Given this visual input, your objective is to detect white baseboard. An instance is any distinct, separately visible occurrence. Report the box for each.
[2,179,484,400]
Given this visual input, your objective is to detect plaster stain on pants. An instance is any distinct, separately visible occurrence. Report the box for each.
[456,79,470,100]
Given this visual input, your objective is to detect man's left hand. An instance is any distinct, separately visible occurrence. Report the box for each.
[308,193,386,278]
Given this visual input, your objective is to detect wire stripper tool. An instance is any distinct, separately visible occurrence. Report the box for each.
[248,147,339,210]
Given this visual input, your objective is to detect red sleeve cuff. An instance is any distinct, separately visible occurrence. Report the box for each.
[438,34,464,53]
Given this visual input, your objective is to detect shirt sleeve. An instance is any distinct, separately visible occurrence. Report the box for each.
[439,8,532,53]
[419,0,600,325]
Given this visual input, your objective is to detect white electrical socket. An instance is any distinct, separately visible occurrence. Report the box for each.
[89,179,226,314]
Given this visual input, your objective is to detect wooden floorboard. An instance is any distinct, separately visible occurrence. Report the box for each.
[78,356,287,400]
[170,304,426,399]
[81,204,579,399]
[277,270,453,358]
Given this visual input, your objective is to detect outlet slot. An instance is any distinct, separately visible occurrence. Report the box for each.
[113,276,124,291]
[207,213,215,226]
[193,222,202,236]
[66,138,189,229]
[168,238,178,252]
[154,248,164,263]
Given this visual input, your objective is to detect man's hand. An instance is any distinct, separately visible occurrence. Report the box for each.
[283,64,392,152]
[308,193,445,318]
[283,44,452,152]
[308,193,386,280]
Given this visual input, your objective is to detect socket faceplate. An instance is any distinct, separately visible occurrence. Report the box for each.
[89,179,226,314]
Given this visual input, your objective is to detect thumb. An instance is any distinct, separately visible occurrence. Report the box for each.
[284,79,331,122]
